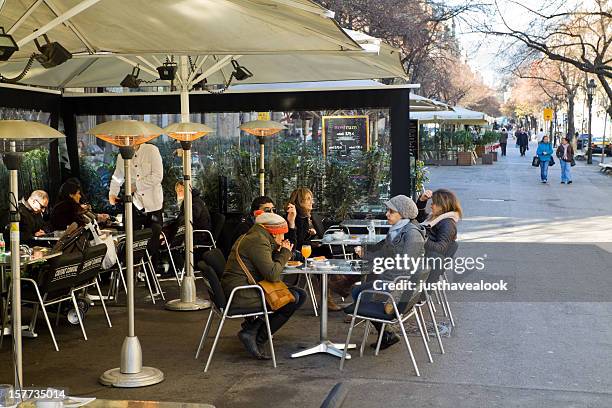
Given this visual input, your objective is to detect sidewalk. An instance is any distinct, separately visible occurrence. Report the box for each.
[1,142,611,407]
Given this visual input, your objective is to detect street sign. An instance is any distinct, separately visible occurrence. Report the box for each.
[257,112,271,121]
[543,108,553,121]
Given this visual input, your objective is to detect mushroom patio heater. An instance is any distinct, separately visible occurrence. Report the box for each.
[0,120,65,389]
[91,120,164,388]
[164,122,213,311]
[239,120,286,196]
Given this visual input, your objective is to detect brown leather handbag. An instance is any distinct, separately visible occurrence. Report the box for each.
[235,236,295,311]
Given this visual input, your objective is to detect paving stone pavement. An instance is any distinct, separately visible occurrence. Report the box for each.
[1,141,611,407]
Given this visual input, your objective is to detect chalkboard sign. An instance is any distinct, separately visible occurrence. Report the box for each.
[322,115,369,158]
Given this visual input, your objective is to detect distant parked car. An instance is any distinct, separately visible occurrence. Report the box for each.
[577,134,612,155]
[576,134,590,150]
[591,136,612,156]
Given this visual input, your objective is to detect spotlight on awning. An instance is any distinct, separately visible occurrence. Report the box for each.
[33,34,71,68]
[120,66,142,89]
[0,27,18,61]
[230,59,252,81]
[157,61,177,80]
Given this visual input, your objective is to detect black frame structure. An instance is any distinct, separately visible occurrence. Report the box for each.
[1,85,413,201]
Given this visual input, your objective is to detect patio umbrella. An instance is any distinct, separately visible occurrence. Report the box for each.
[239,120,287,196]
[0,119,65,390]
[88,119,164,388]
[410,106,489,125]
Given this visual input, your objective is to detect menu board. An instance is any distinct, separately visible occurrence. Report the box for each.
[322,115,369,158]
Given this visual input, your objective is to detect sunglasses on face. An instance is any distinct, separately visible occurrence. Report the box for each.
[263,207,276,213]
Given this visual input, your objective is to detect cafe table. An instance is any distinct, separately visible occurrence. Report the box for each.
[313,234,386,247]
[0,248,63,338]
[283,259,368,359]
[340,219,391,231]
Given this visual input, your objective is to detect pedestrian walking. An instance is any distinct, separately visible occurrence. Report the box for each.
[556,137,574,184]
[517,128,529,156]
[500,128,509,156]
[536,135,554,183]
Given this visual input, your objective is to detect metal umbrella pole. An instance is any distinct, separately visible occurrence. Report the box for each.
[5,145,23,390]
[166,56,210,311]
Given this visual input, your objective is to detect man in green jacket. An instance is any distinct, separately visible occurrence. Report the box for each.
[222,211,306,359]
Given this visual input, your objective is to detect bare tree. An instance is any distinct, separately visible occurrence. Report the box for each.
[479,0,612,116]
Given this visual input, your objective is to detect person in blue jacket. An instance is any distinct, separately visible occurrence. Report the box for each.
[536,135,554,183]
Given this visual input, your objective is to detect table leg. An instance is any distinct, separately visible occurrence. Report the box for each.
[291,272,356,359]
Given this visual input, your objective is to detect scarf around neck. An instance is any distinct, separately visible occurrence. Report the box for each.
[388,218,411,241]
[422,211,460,228]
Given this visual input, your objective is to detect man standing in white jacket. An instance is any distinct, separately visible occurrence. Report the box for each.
[109,143,164,272]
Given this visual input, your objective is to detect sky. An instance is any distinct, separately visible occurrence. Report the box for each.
[452,0,584,89]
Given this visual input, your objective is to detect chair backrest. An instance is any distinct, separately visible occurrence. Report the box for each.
[132,228,152,263]
[40,251,84,294]
[77,243,107,284]
[210,213,225,242]
[170,224,186,248]
[398,267,432,314]
[198,263,226,311]
[201,248,226,280]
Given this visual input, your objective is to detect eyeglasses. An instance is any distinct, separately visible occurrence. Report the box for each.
[34,199,47,212]
[263,207,276,213]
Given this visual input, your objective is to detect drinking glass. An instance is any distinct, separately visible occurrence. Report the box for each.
[301,245,312,267]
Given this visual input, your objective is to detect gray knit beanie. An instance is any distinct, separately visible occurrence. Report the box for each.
[384,195,418,219]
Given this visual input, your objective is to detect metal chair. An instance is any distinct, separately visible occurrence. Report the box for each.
[323,225,353,260]
[112,229,164,304]
[194,262,276,372]
[19,251,86,351]
[200,248,226,278]
[160,225,185,285]
[429,242,458,327]
[71,244,113,332]
[340,269,433,375]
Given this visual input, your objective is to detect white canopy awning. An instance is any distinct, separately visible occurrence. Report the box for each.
[0,0,363,59]
[410,105,488,124]
[0,30,406,88]
[0,1,407,89]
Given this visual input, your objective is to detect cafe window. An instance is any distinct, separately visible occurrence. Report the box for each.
[75,108,391,220]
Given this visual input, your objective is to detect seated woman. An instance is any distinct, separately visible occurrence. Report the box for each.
[287,187,324,251]
[50,180,110,231]
[221,211,306,360]
[349,195,426,350]
[416,189,462,282]
[286,187,353,310]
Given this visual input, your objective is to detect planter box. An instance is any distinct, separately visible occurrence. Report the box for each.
[491,151,498,161]
[457,151,473,166]
[482,153,494,164]
[475,145,485,157]
[425,159,458,166]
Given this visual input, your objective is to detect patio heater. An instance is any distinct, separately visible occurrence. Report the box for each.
[0,120,65,390]
[239,120,286,196]
[164,122,213,311]
[91,120,164,388]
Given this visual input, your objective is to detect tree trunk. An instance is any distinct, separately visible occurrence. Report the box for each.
[567,94,576,150]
